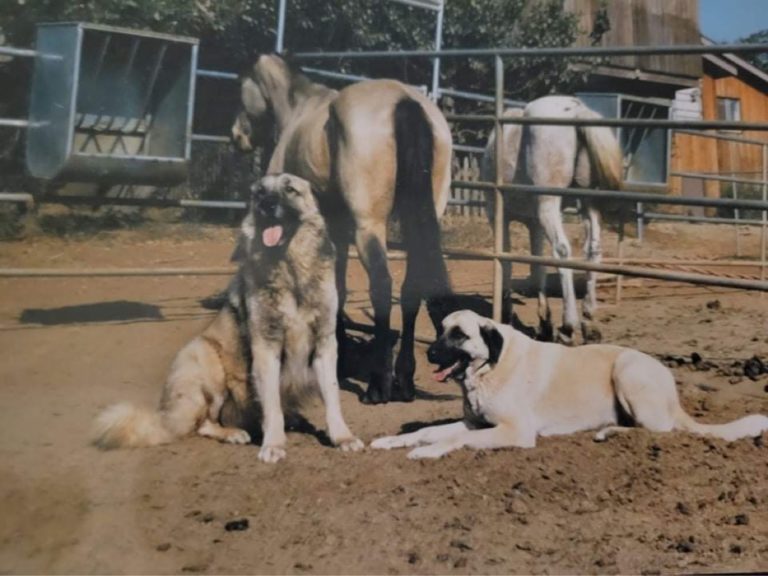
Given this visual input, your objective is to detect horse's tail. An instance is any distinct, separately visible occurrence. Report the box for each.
[575,103,623,191]
[480,108,524,226]
[393,98,452,327]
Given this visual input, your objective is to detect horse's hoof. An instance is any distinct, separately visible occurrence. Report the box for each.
[556,326,576,346]
[582,322,602,343]
[537,319,555,342]
[391,376,416,403]
[363,372,392,404]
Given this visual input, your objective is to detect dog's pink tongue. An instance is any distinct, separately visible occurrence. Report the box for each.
[432,363,457,382]
[262,225,283,247]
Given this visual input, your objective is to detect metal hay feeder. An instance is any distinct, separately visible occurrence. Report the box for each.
[26,23,198,185]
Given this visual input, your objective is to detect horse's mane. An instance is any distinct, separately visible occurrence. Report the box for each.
[280,52,334,102]
[246,52,332,103]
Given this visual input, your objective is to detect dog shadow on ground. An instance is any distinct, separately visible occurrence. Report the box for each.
[220,400,334,448]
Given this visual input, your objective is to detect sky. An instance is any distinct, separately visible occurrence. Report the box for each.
[699,0,768,42]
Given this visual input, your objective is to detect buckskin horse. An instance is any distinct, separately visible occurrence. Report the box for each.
[232,54,454,403]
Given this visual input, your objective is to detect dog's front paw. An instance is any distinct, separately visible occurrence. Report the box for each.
[371,435,407,450]
[258,445,286,463]
[336,437,364,452]
[224,429,251,445]
[407,443,451,460]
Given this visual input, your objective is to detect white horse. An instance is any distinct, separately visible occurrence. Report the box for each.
[481,95,624,343]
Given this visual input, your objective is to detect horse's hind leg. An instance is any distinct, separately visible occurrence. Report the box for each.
[538,196,579,344]
[393,257,421,402]
[528,220,554,341]
[327,219,352,378]
[581,202,603,343]
[354,222,394,404]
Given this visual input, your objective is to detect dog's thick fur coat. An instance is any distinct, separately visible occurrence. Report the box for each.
[373,310,768,459]
[93,175,362,462]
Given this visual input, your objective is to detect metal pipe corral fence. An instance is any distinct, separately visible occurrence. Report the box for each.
[2,37,768,305]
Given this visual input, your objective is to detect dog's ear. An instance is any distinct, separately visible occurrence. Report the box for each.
[480,324,504,365]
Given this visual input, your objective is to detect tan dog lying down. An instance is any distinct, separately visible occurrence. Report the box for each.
[372,310,768,459]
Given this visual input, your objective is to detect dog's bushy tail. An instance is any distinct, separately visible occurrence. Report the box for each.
[92,402,175,449]
[393,98,452,327]
[674,408,768,442]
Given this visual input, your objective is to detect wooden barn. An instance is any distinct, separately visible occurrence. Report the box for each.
[670,38,768,213]
[563,0,767,213]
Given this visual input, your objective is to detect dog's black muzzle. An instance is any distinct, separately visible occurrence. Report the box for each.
[427,337,452,366]
[428,336,470,383]
[255,193,286,222]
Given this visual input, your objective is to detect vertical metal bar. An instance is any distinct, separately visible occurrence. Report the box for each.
[185,43,200,161]
[761,143,767,294]
[138,44,167,123]
[492,55,505,323]
[636,202,644,243]
[77,33,111,128]
[615,225,624,304]
[276,0,287,53]
[134,43,168,156]
[430,1,444,101]
[727,137,742,257]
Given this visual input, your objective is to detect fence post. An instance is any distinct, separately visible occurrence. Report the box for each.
[492,55,505,323]
[762,143,767,294]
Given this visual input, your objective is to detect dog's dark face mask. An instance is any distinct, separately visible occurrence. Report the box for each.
[428,326,473,383]
[427,311,505,383]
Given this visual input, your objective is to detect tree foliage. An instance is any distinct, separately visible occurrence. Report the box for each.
[737,29,768,73]
[1,0,590,100]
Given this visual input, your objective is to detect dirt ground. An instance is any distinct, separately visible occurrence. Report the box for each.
[0,218,767,575]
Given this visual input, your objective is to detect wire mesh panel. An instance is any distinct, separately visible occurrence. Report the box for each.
[26,23,198,185]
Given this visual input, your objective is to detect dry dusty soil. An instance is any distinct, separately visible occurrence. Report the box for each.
[0,219,767,574]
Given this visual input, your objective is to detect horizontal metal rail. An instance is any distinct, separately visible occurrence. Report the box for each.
[453,143,485,153]
[294,43,768,60]
[674,129,768,146]
[0,119,48,129]
[642,212,766,226]
[195,68,239,80]
[0,46,62,60]
[442,247,768,292]
[452,180,768,211]
[0,267,236,278]
[25,195,248,210]
[191,133,231,143]
[0,193,34,207]
[6,194,476,210]
[438,87,525,107]
[670,170,765,186]
[445,113,768,131]
[301,66,370,84]
[2,254,762,279]
[602,256,767,267]
[0,119,32,128]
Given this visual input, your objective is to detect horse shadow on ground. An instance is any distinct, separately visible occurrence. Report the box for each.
[19,300,163,325]
[338,333,460,403]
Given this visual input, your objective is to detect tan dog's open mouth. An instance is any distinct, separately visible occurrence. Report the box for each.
[262,225,284,247]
